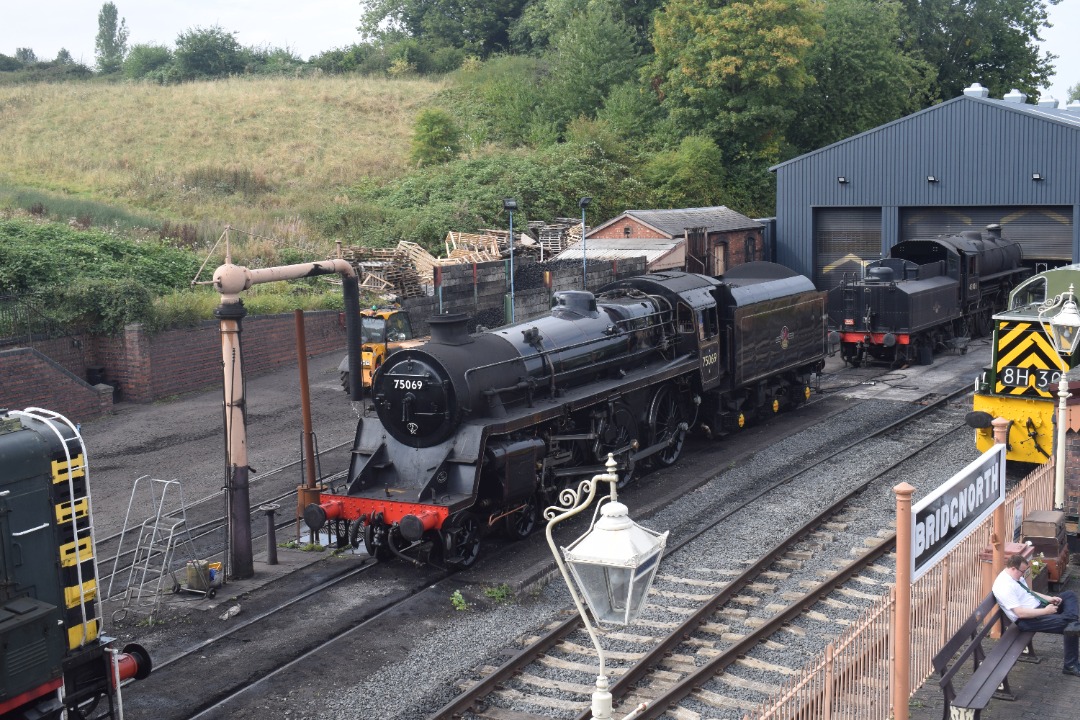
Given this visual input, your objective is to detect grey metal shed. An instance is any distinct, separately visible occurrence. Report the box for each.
[771,84,1080,290]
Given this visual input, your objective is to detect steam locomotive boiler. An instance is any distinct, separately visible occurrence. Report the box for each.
[827,225,1027,366]
[306,262,827,567]
[0,408,151,719]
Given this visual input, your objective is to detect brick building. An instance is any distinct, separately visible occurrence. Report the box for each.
[572,206,766,275]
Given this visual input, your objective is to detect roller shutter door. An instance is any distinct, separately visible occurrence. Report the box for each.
[813,208,881,291]
[900,206,1073,261]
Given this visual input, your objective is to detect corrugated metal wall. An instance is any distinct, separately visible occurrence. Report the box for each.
[900,206,1073,259]
[774,95,1080,287]
[813,208,882,290]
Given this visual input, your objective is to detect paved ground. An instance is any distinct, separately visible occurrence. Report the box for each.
[909,571,1080,720]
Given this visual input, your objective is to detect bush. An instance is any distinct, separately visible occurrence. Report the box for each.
[53,278,154,335]
[124,44,174,80]
[174,25,244,80]
[410,108,463,167]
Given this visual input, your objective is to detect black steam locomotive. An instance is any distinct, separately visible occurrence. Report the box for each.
[306,263,827,567]
[827,225,1028,366]
[0,408,151,719]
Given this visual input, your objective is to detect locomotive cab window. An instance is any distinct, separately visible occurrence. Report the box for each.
[1010,277,1047,310]
[698,308,718,341]
[677,303,695,334]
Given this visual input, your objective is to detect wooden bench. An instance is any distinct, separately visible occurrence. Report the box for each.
[932,592,1040,720]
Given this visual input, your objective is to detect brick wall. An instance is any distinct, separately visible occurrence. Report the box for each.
[590,218,659,239]
[0,347,112,421]
[0,310,348,415]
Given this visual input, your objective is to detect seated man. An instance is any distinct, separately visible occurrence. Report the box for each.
[992,553,1080,676]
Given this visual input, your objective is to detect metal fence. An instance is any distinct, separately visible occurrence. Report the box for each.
[0,293,60,348]
[747,460,1055,719]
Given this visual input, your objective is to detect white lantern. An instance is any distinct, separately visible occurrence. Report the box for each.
[561,501,667,626]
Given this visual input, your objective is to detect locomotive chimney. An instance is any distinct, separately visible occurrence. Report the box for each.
[428,313,472,345]
[985,223,1002,239]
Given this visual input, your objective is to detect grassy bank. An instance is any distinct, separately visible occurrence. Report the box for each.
[0,75,448,251]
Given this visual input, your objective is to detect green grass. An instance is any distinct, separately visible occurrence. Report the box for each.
[0,75,449,251]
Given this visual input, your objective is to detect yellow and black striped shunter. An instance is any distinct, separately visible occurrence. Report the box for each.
[0,408,150,719]
[971,264,1080,467]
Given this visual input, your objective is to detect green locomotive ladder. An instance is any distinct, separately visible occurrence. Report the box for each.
[11,408,102,652]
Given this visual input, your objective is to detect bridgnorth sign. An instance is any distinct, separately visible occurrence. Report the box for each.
[910,444,1006,581]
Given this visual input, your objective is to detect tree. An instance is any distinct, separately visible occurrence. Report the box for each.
[410,108,463,166]
[899,0,1057,101]
[647,0,822,164]
[55,48,74,65]
[788,0,934,153]
[15,48,37,64]
[95,2,129,74]
[1069,82,1080,103]
[360,0,529,56]
[539,4,642,130]
[174,26,244,79]
[513,0,662,54]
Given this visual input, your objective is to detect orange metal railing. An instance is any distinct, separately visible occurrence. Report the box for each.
[747,460,1055,719]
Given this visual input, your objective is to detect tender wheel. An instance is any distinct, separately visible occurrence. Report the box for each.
[443,512,482,569]
[503,498,538,540]
[364,523,394,561]
[647,384,687,468]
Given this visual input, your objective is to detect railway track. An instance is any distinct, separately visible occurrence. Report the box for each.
[118,364,978,718]
[428,385,974,720]
[95,438,354,607]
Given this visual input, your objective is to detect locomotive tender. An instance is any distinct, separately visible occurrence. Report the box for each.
[0,408,151,719]
[827,226,1027,366]
[306,262,826,567]
[969,264,1080,471]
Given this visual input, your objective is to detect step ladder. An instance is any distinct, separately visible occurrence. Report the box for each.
[107,476,197,623]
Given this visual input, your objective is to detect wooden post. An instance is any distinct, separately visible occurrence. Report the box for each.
[893,481,914,720]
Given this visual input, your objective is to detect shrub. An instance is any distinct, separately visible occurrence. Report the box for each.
[124,44,173,80]
[174,25,244,80]
[53,278,154,335]
[410,108,463,167]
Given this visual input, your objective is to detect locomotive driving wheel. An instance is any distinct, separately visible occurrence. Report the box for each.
[594,401,638,489]
[647,384,687,467]
[443,512,482,568]
[503,496,539,540]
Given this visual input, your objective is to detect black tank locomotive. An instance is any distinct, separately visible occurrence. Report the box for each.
[827,226,1027,366]
[307,262,827,567]
[0,408,151,719]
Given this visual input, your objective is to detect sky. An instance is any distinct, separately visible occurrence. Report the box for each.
[0,1,1076,103]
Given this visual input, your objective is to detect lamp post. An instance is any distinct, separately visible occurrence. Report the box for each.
[545,454,667,720]
[503,198,517,323]
[1038,284,1080,510]
[579,196,591,290]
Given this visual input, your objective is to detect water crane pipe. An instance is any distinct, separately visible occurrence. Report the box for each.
[212,258,361,579]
